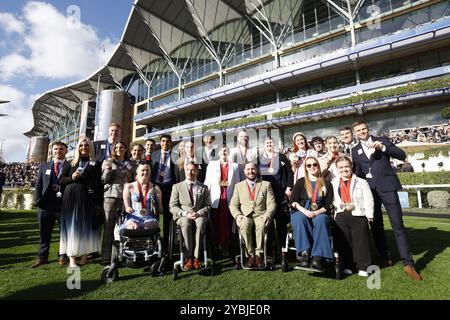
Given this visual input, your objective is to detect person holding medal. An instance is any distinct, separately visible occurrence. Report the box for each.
[204,145,242,258]
[352,120,422,281]
[101,141,134,265]
[319,136,344,183]
[122,164,162,231]
[58,138,102,268]
[230,162,276,269]
[290,132,318,185]
[332,156,373,277]
[290,157,333,271]
[32,142,70,268]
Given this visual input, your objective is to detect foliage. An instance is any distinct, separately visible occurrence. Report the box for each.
[203,115,267,132]
[427,190,450,209]
[1,187,34,210]
[409,145,450,160]
[398,171,450,185]
[441,106,450,119]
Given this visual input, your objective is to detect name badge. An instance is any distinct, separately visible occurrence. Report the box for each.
[101,144,106,149]
[366,172,373,179]
[357,149,363,155]
[89,161,96,166]
[45,169,51,176]
[258,193,265,198]
[126,164,132,170]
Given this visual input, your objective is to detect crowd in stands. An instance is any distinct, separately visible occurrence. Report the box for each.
[387,123,450,144]
[0,162,40,188]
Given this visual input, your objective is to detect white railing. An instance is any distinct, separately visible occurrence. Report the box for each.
[402,184,450,208]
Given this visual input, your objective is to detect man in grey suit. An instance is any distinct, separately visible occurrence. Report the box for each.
[169,162,211,271]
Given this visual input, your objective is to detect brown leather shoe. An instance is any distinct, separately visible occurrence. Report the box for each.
[245,256,256,268]
[31,257,48,269]
[255,255,264,268]
[183,258,194,271]
[404,265,422,281]
[193,258,201,270]
[58,256,67,266]
[382,259,394,268]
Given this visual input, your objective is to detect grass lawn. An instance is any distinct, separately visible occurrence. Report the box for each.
[0,210,449,300]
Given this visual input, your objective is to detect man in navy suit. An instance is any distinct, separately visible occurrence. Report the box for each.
[31,142,70,268]
[351,120,421,280]
[94,122,121,162]
[152,135,179,253]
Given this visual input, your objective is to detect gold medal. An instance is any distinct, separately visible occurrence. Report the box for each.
[311,202,318,211]
[249,201,255,209]
[140,208,146,215]
[268,167,274,174]
[160,171,165,177]
[220,180,229,187]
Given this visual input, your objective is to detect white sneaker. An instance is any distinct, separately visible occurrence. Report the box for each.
[358,270,369,277]
[343,268,353,275]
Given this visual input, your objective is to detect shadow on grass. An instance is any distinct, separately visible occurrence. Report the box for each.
[383,227,450,272]
[0,252,37,266]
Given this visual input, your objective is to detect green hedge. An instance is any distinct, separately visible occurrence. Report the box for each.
[398,171,450,185]
[273,76,450,119]
[203,115,267,132]
[441,106,450,119]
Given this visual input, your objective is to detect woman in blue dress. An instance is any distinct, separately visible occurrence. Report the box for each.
[59,138,102,268]
[122,164,162,230]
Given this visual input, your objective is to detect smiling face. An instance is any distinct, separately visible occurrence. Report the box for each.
[79,140,90,157]
[305,158,319,177]
[238,131,249,147]
[184,141,195,158]
[294,134,307,150]
[131,145,143,160]
[326,137,339,153]
[52,144,67,161]
[145,140,155,154]
[244,162,258,181]
[160,137,171,151]
[136,164,150,183]
[184,163,198,181]
[108,125,121,142]
[340,129,353,145]
[264,138,274,153]
[114,143,127,158]
[354,123,370,142]
[336,159,352,179]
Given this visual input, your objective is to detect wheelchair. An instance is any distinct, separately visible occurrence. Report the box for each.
[280,217,343,280]
[101,213,167,283]
[234,219,276,271]
[168,217,214,280]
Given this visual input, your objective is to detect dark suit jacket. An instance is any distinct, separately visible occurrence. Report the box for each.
[352,135,406,192]
[151,150,178,185]
[34,161,71,212]
[290,177,334,215]
[94,140,112,163]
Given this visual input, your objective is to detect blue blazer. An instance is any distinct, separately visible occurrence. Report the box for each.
[151,150,178,185]
[351,135,406,192]
[34,161,70,212]
[94,140,112,163]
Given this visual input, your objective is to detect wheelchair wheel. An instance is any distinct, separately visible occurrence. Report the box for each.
[173,267,179,280]
[235,256,242,270]
[101,266,118,283]
[281,257,289,273]
[150,260,161,277]
[334,263,343,280]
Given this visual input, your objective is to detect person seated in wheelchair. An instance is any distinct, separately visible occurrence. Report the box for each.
[230,162,276,269]
[169,162,211,271]
[122,164,162,231]
[290,157,334,272]
[331,156,373,277]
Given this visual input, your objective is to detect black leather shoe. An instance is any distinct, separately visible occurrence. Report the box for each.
[298,252,310,268]
[311,256,324,271]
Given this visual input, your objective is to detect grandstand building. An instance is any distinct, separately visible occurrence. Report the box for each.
[25,0,450,159]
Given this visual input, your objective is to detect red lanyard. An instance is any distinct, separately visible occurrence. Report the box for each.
[247,182,257,201]
[136,181,149,209]
[310,181,320,203]
[267,152,276,169]
[339,177,352,203]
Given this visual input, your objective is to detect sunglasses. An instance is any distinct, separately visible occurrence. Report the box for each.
[306,163,318,168]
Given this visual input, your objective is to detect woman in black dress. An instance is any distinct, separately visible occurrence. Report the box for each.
[59,138,103,268]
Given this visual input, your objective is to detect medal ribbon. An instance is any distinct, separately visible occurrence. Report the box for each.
[137,180,149,212]
[339,177,352,203]
[310,181,320,204]
[247,182,257,202]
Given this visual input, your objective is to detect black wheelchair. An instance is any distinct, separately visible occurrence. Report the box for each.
[280,217,343,280]
[167,217,214,280]
[101,214,167,283]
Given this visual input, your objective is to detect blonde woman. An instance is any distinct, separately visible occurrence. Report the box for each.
[59,138,102,268]
[290,156,334,271]
[319,136,344,183]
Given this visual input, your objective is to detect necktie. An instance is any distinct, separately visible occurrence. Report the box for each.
[159,153,166,183]
[188,183,195,206]
[54,162,60,177]
[345,147,350,155]
[146,154,151,162]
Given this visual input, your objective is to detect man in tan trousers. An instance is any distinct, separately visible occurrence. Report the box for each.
[230,162,276,268]
[170,162,211,271]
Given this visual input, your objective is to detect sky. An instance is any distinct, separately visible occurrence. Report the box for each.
[0,0,133,162]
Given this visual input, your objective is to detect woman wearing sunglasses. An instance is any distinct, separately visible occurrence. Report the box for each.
[290,157,334,271]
